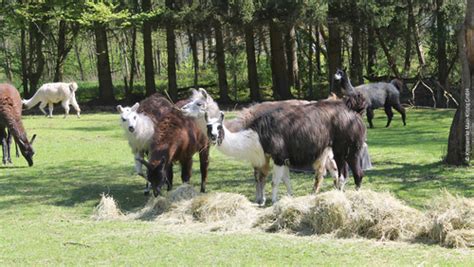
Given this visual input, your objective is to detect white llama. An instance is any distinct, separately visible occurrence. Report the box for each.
[117,103,155,194]
[22,82,81,118]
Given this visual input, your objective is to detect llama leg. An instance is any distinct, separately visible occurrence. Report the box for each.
[384,104,394,127]
[180,158,193,184]
[48,102,54,118]
[255,157,270,205]
[199,147,209,193]
[135,151,145,177]
[166,163,173,191]
[347,153,364,189]
[39,102,48,116]
[61,100,70,118]
[393,103,406,126]
[6,130,12,164]
[366,108,374,128]
[0,127,6,165]
[282,166,292,196]
[272,164,285,204]
[70,96,81,118]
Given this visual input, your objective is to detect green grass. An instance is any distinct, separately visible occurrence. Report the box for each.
[0,108,473,265]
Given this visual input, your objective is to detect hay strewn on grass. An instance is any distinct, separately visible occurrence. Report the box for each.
[423,191,474,248]
[92,187,474,248]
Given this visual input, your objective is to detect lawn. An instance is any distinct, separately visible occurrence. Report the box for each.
[0,108,473,265]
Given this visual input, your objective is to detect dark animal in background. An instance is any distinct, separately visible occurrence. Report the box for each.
[0,84,36,166]
[334,69,406,128]
[140,108,209,197]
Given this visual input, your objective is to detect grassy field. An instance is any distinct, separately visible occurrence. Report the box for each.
[0,108,473,265]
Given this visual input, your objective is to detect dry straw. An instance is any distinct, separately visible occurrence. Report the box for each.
[92,187,474,248]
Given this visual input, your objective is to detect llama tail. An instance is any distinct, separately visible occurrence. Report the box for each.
[69,82,78,93]
[359,142,372,170]
[22,89,42,109]
[390,79,403,92]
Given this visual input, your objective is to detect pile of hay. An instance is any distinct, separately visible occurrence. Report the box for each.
[256,195,315,233]
[91,193,124,220]
[338,190,426,241]
[423,191,474,248]
[256,190,425,241]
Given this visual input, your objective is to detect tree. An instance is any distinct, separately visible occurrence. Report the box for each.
[165,0,178,101]
[142,0,156,96]
[94,23,115,104]
[327,0,342,95]
[446,0,473,165]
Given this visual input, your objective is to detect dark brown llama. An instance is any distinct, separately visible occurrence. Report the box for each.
[140,108,209,196]
[0,84,36,166]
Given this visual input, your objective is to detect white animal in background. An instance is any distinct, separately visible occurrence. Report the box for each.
[22,82,81,118]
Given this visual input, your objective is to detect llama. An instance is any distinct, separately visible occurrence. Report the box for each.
[0,128,13,165]
[334,69,406,128]
[206,112,343,204]
[0,84,36,166]
[182,88,344,204]
[22,82,81,118]
[139,108,209,196]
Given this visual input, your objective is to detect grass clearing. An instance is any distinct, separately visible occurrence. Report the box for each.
[0,108,473,265]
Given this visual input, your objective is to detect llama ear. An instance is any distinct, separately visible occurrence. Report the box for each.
[198,88,208,99]
[219,111,225,122]
[116,105,123,113]
[131,103,139,112]
[30,134,37,145]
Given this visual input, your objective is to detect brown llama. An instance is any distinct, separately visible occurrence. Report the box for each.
[139,108,209,197]
[0,84,36,166]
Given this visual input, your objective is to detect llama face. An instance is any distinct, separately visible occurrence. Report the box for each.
[18,134,36,167]
[117,103,139,133]
[181,88,211,118]
[205,111,225,145]
[140,158,168,197]
[334,69,344,81]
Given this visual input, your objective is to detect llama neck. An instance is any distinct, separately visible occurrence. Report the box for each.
[196,116,207,136]
[216,125,266,168]
[135,114,154,145]
[341,76,356,93]
[7,118,29,151]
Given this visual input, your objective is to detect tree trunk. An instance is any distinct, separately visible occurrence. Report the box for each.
[244,24,261,101]
[407,0,426,69]
[350,9,363,85]
[308,24,314,98]
[446,0,473,166]
[53,20,66,82]
[20,28,29,97]
[94,23,115,104]
[129,26,137,97]
[1,38,13,81]
[142,0,156,96]
[188,30,199,88]
[27,21,46,95]
[376,29,401,78]
[165,0,178,101]
[327,1,342,95]
[201,34,206,68]
[74,43,85,81]
[315,25,321,74]
[436,0,448,106]
[286,25,300,93]
[269,20,292,100]
[214,22,231,103]
[367,25,376,78]
[403,18,412,77]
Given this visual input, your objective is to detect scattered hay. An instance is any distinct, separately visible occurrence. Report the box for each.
[168,184,198,203]
[90,187,474,248]
[338,190,426,241]
[255,195,314,233]
[190,193,255,223]
[305,191,352,235]
[424,191,474,248]
[127,196,171,220]
[91,194,124,221]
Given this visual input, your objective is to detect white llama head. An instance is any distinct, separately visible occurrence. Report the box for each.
[117,103,139,132]
[181,88,221,119]
[205,111,225,145]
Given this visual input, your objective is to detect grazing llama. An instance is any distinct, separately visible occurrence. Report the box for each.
[139,108,209,196]
[334,69,406,128]
[23,82,81,118]
[0,84,36,166]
